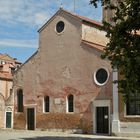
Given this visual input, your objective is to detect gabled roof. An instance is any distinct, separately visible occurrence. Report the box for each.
[0,53,21,63]
[0,54,15,62]
[0,53,22,65]
[38,8,102,33]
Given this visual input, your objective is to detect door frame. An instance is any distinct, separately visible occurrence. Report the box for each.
[25,105,36,130]
[93,100,111,135]
[5,106,13,129]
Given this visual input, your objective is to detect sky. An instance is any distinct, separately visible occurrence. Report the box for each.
[0,0,102,63]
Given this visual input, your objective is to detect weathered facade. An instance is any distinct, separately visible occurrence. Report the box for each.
[0,54,21,129]
[13,9,112,134]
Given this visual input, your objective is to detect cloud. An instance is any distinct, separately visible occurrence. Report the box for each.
[0,39,38,48]
[0,0,102,27]
[0,0,102,62]
[0,0,102,51]
[0,0,53,27]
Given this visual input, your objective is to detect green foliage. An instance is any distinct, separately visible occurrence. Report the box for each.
[90,0,140,97]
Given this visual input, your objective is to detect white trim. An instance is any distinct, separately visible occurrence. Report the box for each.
[94,67,109,86]
[43,97,45,113]
[24,104,37,106]
[124,104,140,118]
[55,20,65,34]
[93,100,111,135]
[66,94,74,113]
[124,115,140,118]
[5,106,13,129]
[43,96,50,114]
[66,96,68,113]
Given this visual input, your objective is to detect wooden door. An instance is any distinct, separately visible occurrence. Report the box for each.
[6,112,12,128]
[96,107,109,134]
[27,108,35,130]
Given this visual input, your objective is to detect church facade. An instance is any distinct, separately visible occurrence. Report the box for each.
[4,4,140,136]
[12,9,112,134]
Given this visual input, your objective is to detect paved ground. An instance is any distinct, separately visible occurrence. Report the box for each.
[0,130,139,140]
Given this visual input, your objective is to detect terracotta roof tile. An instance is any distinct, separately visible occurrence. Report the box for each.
[0,53,22,65]
[0,71,13,80]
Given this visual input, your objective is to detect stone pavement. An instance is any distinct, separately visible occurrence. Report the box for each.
[0,130,139,140]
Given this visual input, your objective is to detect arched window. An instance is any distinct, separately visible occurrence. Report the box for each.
[17,89,23,112]
[67,94,74,112]
[44,96,49,112]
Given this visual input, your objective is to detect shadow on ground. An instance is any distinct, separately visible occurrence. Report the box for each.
[10,136,131,140]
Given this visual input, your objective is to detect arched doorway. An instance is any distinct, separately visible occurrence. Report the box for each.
[5,107,13,128]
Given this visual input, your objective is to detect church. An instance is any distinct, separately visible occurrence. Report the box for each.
[2,3,140,137]
[12,8,112,134]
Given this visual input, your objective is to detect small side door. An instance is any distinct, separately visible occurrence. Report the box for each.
[27,108,35,130]
[96,107,109,134]
[6,112,12,128]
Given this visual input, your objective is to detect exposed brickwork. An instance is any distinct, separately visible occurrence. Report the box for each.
[36,113,81,129]
[13,9,112,133]
[14,113,26,129]
[119,93,140,122]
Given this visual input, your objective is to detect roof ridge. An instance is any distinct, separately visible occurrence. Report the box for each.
[38,8,102,32]
[61,9,102,26]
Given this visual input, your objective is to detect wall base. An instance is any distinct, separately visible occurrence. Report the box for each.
[112,120,120,133]
[112,122,140,138]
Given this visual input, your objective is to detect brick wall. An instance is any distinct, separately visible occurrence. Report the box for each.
[13,10,112,133]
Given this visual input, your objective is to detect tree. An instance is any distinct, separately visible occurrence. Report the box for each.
[90,0,140,99]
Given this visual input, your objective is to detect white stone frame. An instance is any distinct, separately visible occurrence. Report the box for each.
[55,20,65,34]
[93,100,111,135]
[124,104,140,118]
[66,94,74,113]
[25,105,36,130]
[5,106,13,129]
[94,67,109,86]
[43,96,50,114]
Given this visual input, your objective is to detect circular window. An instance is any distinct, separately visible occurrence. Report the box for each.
[56,21,65,33]
[94,68,109,86]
